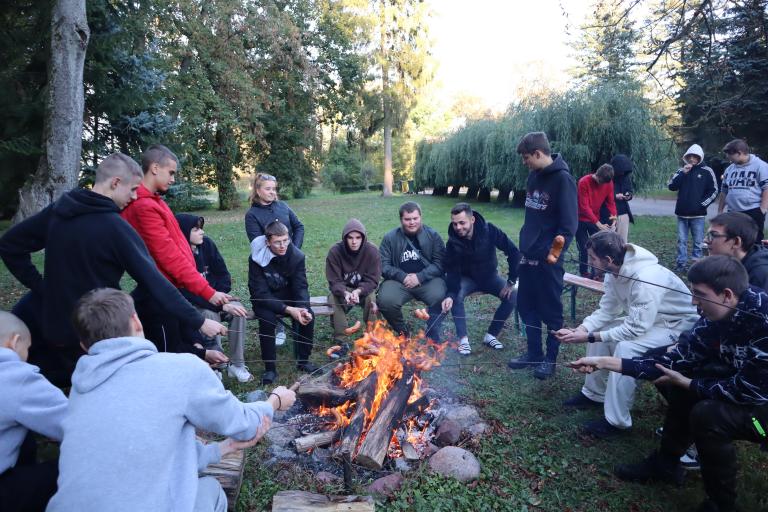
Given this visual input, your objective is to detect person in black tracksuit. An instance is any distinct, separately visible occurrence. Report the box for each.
[608,154,635,242]
[441,204,520,354]
[248,221,316,384]
[507,132,578,380]
[0,155,208,386]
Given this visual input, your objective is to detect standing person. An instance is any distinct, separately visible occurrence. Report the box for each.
[555,231,698,438]
[440,203,520,355]
[569,256,768,512]
[507,132,578,380]
[377,202,446,341]
[576,164,617,278]
[325,219,381,356]
[668,144,719,272]
[47,288,295,512]
[0,153,223,385]
[245,173,305,346]
[0,312,67,512]
[248,221,317,385]
[609,154,635,242]
[176,214,253,382]
[705,212,768,291]
[718,139,768,242]
[121,145,231,364]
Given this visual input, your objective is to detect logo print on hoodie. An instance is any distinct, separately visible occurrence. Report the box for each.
[525,190,551,211]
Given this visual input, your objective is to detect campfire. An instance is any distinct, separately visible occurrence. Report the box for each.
[292,320,449,470]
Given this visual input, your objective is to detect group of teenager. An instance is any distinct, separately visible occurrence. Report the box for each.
[1,133,767,511]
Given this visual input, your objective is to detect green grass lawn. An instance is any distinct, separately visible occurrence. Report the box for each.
[1,190,766,512]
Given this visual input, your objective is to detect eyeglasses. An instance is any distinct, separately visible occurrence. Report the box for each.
[704,231,730,241]
[269,239,290,247]
[257,173,277,181]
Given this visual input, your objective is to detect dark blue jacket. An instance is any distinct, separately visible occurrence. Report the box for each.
[445,212,520,298]
[518,154,578,262]
[668,164,719,217]
[622,287,768,405]
[181,237,232,313]
[244,201,304,247]
[248,244,310,315]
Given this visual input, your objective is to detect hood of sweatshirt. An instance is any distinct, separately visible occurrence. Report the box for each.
[610,154,634,177]
[175,213,204,242]
[618,244,659,278]
[250,235,277,267]
[52,188,120,219]
[539,154,569,177]
[682,144,705,163]
[342,218,368,255]
[72,337,158,394]
[743,244,768,272]
[447,210,487,241]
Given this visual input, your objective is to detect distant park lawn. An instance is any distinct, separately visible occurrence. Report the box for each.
[1,190,766,512]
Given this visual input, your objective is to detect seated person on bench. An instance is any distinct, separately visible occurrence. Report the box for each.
[377,202,446,341]
[176,214,252,383]
[249,221,317,384]
[570,256,768,512]
[440,203,520,355]
[0,312,67,512]
[555,231,698,439]
[325,218,381,356]
[47,288,295,512]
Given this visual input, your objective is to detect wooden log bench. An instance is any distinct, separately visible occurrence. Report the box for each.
[197,432,246,511]
[562,272,605,322]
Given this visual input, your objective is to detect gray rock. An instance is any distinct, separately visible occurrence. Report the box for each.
[366,473,404,497]
[311,447,331,463]
[424,443,440,456]
[467,422,489,438]
[435,419,461,446]
[394,457,411,472]
[246,389,268,402]
[265,423,300,448]
[429,446,481,482]
[443,405,481,430]
[401,442,420,461]
[269,445,297,461]
[315,471,342,484]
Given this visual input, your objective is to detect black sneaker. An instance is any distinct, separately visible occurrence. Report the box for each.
[581,418,627,439]
[297,361,320,374]
[507,353,539,370]
[533,361,556,380]
[563,392,602,409]
[261,370,278,385]
[614,450,685,486]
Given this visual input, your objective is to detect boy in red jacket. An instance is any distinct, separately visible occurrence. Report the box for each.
[576,164,617,278]
[122,145,229,364]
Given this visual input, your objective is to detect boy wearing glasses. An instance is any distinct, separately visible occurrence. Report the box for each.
[706,212,768,291]
[718,139,768,242]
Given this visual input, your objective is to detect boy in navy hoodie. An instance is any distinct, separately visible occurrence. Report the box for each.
[0,312,67,512]
[507,132,578,379]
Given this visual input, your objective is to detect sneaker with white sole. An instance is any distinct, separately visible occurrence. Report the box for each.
[483,333,503,350]
[457,337,471,355]
[680,445,700,470]
[227,364,254,383]
[275,324,286,346]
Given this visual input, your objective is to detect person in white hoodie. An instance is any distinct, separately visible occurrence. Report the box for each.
[47,288,296,512]
[554,231,698,439]
[0,311,67,512]
[718,138,768,242]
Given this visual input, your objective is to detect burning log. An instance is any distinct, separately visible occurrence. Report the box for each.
[355,368,416,470]
[294,430,340,452]
[296,375,353,408]
[337,371,378,458]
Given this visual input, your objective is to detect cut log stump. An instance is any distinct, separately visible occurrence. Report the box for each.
[272,490,375,511]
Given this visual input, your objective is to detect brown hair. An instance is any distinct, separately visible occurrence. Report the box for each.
[140,144,178,174]
[72,288,136,349]
[399,201,421,218]
[94,153,142,184]
[722,139,750,155]
[710,212,758,249]
[585,230,627,266]
[688,255,749,297]
[265,220,289,239]
[595,164,614,182]
[450,202,473,217]
[248,173,278,204]
[516,132,551,156]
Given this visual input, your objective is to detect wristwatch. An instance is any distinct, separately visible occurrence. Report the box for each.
[587,332,596,343]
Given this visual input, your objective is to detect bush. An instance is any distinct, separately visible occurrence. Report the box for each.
[164,181,211,211]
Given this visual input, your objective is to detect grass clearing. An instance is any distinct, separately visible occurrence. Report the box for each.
[2,190,766,511]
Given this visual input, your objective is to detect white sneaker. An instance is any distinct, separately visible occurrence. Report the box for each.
[275,325,286,346]
[228,364,254,383]
[457,337,471,355]
[483,333,503,350]
[213,369,223,381]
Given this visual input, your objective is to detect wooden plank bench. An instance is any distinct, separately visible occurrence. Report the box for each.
[197,432,246,511]
[563,272,605,322]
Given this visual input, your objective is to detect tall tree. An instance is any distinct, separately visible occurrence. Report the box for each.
[14,0,89,222]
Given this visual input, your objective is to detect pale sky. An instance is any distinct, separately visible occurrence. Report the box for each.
[428,0,591,112]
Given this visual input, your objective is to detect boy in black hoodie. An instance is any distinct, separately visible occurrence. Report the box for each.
[0,154,224,386]
[248,221,316,384]
[507,132,578,380]
[441,203,519,355]
[176,214,252,383]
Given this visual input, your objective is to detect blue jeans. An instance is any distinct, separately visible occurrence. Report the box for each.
[676,217,705,267]
[450,275,516,339]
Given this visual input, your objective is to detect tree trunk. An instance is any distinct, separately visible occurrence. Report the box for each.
[465,185,480,200]
[383,123,393,196]
[379,1,393,197]
[14,0,89,223]
[477,187,491,202]
[496,186,512,204]
[511,189,527,208]
[214,126,239,211]
[448,185,461,197]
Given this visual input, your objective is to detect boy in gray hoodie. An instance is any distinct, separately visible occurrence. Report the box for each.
[718,138,768,242]
[0,311,67,512]
[47,289,296,512]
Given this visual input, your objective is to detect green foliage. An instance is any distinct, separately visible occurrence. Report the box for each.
[320,140,365,191]
[414,83,677,195]
[163,182,212,212]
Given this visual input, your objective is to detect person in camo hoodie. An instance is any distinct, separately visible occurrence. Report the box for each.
[668,143,719,271]
[325,219,381,356]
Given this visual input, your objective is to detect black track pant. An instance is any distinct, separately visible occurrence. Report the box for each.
[0,433,58,512]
